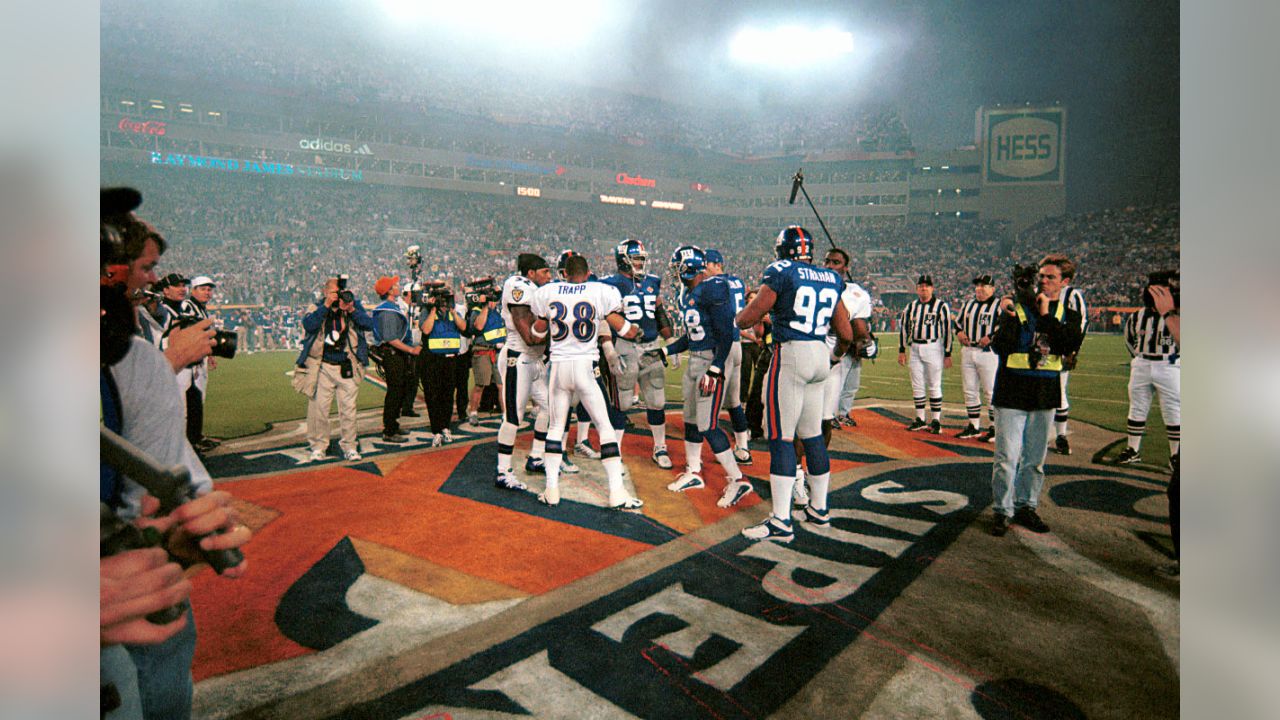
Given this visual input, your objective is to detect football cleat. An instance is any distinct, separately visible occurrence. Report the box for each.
[717,480,755,508]
[495,471,527,492]
[1054,435,1071,455]
[733,447,753,464]
[667,472,705,492]
[742,516,795,543]
[800,505,831,526]
[1116,447,1141,464]
[956,425,981,439]
[979,428,997,443]
[560,456,580,474]
[574,441,601,460]
[610,496,645,513]
[906,419,928,432]
[652,447,673,469]
[928,420,941,435]
[792,476,810,508]
[525,457,547,474]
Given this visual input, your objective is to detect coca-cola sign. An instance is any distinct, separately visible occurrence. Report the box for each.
[118,117,167,136]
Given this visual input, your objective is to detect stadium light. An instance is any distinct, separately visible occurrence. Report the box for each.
[729,25,855,67]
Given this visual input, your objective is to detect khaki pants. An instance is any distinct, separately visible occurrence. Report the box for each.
[308,362,360,455]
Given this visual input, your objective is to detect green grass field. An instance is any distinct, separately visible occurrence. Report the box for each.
[205,335,1170,467]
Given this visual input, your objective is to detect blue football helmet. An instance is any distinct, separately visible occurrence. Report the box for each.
[670,244,706,283]
[775,225,814,262]
[614,238,648,276]
[556,249,581,279]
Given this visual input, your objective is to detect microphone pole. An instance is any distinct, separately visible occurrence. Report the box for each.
[787,168,837,249]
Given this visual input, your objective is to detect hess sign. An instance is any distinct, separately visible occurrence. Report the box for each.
[983,108,1065,184]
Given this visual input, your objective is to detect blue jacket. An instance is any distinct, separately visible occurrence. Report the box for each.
[297,299,374,366]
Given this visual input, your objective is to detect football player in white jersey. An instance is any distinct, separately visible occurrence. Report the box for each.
[529,254,643,511]
[494,253,558,490]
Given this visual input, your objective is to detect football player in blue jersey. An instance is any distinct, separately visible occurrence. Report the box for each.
[659,246,753,507]
[602,239,676,469]
[735,226,855,542]
[703,249,754,465]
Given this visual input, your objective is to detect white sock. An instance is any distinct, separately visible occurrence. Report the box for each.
[735,430,750,449]
[651,423,666,450]
[544,454,561,495]
[685,441,702,473]
[615,429,625,450]
[602,456,626,504]
[807,471,830,511]
[795,463,804,481]
[1127,437,1141,451]
[577,421,591,446]
[769,474,795,520]
[713,448,741,480]
[1169,440,1179,456]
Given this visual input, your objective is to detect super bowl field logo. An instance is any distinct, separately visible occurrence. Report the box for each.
[983,108,1065,184]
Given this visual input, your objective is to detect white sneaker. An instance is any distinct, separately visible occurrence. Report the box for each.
[732,447,753,464]
[308,449,326,462]
[468,413,479,426]
[610,496,644,513]
[792,476,810,508]
[667,471,705,493]
[574,441,602,460]
[561,456,580,474]
[431,433,444,448]
[652,446,673,469]
[741,516,794,543]
[343,449,362,462]
[442,428,454,443]
[717,480,755,508]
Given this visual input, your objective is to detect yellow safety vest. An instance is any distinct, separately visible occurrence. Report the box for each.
[483,326,507,343]
[427,337,462,351]
[1006,302,1064,371]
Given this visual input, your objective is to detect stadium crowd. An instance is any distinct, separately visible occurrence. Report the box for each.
[108,163,1178,346]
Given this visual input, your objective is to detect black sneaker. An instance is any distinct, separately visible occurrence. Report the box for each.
[979,428,997,443]
[906,418,928,432]
[401,410,421,418]
[381,433,408,444]
[1054,435,1071,455]
[928,420,941,435]
[991,514,1010,537]
[956,425,981,439]
[1116,447,1141,464]
[844,415,858,427]
[1013,506,1050,533]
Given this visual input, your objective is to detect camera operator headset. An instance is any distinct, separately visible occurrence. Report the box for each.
[465,276,505,425]
[1117,271,1181,465]
[419,281,468,445]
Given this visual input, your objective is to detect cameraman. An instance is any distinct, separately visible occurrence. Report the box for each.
[420,282,468,445]
[988,255,1084,536]
[371,276,419,443]
[101,187,252,719]
[465,278,506,426]
[1118,271,1181,466]
[297,277,374,462]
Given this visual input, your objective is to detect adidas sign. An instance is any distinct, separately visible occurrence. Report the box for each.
[297,137,374,156]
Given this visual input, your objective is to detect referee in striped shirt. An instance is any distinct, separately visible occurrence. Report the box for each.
[1046,253,1088,455]
[953,274,1001,441]
[897,274,952,432]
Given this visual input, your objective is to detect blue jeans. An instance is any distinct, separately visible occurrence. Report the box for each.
[126,607,196,719]
[990,407,1054,516]
[102,645,144,719]
[836,356,862,417]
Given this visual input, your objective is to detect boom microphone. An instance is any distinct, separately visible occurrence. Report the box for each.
[788,169,803,205]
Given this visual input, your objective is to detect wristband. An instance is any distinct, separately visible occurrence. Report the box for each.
[618,320,634,337]
[1161,309,1179,319]
[707,365,723,378]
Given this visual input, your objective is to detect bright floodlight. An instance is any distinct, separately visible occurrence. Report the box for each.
[729,26,855,67]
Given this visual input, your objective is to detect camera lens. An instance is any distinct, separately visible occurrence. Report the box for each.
[212,329,238,359]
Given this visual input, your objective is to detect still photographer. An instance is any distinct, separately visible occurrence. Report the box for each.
[101,187,252,720]
[419,280,469,446]
[1118,270,1181,466]
[465,276,506,426]
[371,275,420,443]
[987,254,1084,537]
[295,275,375,462]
